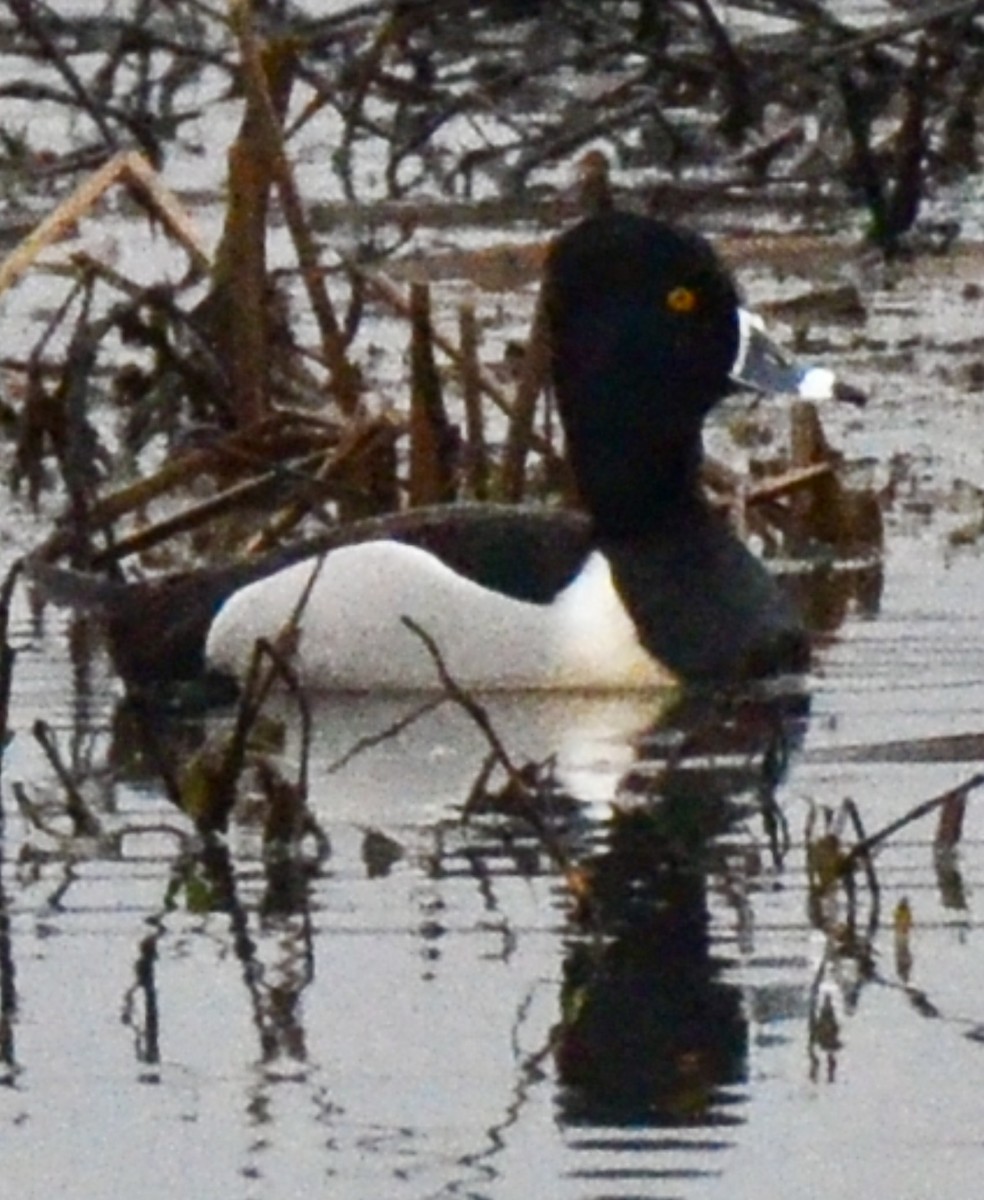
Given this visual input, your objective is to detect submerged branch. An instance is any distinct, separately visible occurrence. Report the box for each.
[841,773,984,872]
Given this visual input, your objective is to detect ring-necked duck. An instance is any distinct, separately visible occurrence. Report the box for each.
[203,211,853,692]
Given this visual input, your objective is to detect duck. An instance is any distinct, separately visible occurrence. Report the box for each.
[201,211,841,693]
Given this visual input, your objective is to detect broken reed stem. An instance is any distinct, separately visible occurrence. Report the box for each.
[243,444,336,547]
[244,447,333,551]
[501,281,552,502]
[89,467,311,567]
[35,450,214,562]
[246,415,402,552]
[208,35,299,428]
[212,141,271,427]
[0,151,209,299]
[743,462,832,504]
[230,0,361,414]
[38,405,396,566]
[408,282,456,505]
[38,426,345,564]
[87,447,337,567]
[457,302,489,500]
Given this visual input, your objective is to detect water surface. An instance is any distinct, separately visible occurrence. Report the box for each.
[1,523,984,1200]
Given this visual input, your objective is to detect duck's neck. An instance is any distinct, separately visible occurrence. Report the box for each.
[573,435,705,541]
[597,493,808,682]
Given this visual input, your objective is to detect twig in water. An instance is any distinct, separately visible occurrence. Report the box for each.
[400,616,526,785]
[193,562,325,836]
[31,719,102,838]
[326,694,447,775]
[841,772,984,871]
[400,616,577,876]
[839,796,880,939]
[253,636,314,804]
[0,559,24,817]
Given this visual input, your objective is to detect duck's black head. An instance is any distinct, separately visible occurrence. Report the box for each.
[545,212,739,537]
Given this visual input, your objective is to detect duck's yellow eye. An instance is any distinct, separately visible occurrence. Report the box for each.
[666,286,698,314]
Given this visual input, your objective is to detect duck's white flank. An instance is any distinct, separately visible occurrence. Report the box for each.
[205,541,673,692]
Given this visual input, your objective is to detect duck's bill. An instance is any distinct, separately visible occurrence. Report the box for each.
[732,310,867,406]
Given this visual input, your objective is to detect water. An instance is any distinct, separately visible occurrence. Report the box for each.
[3,4,984,1196]
[1,518,983,1200]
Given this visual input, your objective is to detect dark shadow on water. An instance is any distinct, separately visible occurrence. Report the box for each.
[554,690,809,1136]
[0,834,16,1087]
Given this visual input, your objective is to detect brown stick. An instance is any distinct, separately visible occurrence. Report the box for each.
[458,303,489,499]
[230,0,361,414]
[89,449,331,567]
[0,151,209,298]
[408,282,456,505]
[362,270,559,464]
[841,773,984,872]
[245,414,403,553]
[744,462,833,504]
[500,282,551,502]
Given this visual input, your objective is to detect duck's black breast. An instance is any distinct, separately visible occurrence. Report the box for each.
[602,500,809,682]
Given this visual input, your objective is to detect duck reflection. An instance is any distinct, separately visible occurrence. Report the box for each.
[554,689,809,1128]
[99,554,858,1125]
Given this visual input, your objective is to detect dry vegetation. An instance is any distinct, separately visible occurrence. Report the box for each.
[0,0,965,832]
[0,0,977,580]
[0,7,980,1082]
